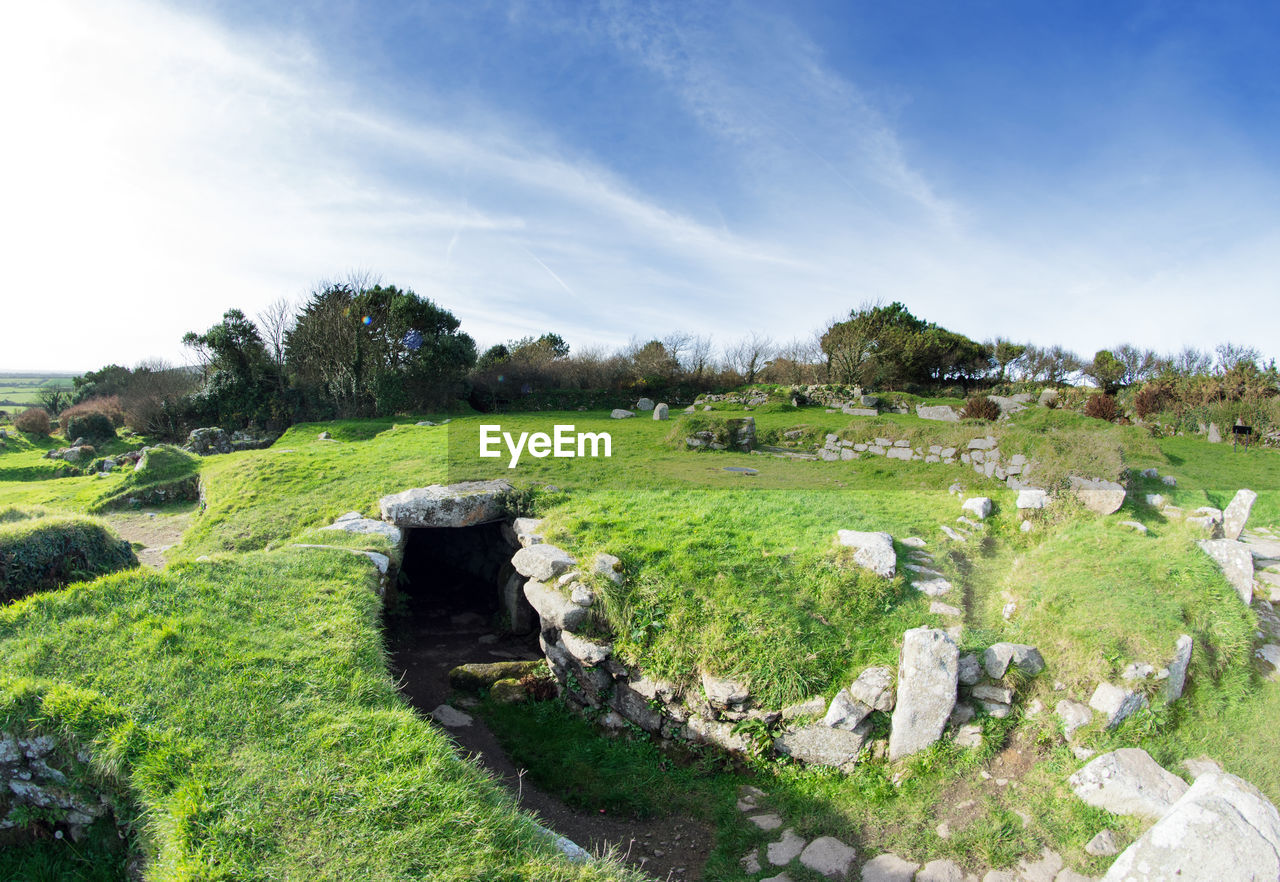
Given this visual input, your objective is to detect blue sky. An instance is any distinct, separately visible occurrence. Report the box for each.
[3,0,1278,371]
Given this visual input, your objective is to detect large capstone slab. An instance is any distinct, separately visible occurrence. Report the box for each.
[380,480,513,527]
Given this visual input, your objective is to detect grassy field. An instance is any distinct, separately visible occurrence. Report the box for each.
[0,373,75,415]
[1,398,1277,878]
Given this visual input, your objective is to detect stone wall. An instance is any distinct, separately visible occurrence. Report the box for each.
[1,729,128,849]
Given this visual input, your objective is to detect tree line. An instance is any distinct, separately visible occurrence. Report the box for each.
[15,284,1276,441]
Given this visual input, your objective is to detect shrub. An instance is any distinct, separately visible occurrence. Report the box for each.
[59,396,125,433]
[0,513,138,602]
[1133,382,1173,419]
[65,412,117,444]
[960,395,1001,421]
[1083,393,1120,422]
[13,408,51,436]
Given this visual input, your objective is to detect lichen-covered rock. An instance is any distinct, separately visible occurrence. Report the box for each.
[512,544,577,581]
[1163,634,1193,701]
[380,480,513,527]
[889,628,958,760]
[522,580,589,631]
[1197,539,1254,604]
[982,643,1045,679]
[701,672,750,708]
[961,497,993,519]
[322,511,403,544]
[448,660,542,691]
[184,426,233,455]
[1222,488,1257,540]
[1069,477,1127,515]
[836,530,896,578]
[1102,772,1280,881]
[775,722,870,768]
[1089,682,1148,729]
[1069,748,1190,820]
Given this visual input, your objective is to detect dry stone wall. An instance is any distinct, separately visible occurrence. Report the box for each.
[1,730,126,847]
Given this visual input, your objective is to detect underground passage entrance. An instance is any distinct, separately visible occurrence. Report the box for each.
[386,521,540,714]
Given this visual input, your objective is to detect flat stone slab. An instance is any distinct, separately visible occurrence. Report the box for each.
[323,511,403,544]
[380,480,512,527]
[767,828,807,866]
[429,704,473,727]
[861,853,919,882]
[775,723,869,768]
[799,836,857,878]
[1222,488,1257,540]
[749,812,784,831]
[1069,748,1190,820]
[290,544,391,574]
[1069,477,1126,514]
[1102,772,1280,881]
[916,859,966,882]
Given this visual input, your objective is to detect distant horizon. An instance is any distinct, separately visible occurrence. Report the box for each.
[5,1,1279,372]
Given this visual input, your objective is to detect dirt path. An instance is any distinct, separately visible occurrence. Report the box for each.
[102,507,195,569]
[388,614,713,882]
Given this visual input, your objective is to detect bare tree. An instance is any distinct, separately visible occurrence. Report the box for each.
[724,332,775,384]
[257,297,298,387]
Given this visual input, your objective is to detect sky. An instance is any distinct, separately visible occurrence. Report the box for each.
[2,0,1279,372]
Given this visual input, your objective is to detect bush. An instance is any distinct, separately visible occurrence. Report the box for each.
[1083,393,1120,422]
[65,412,117,444]
[960,395,1001,421]
[0,513,138,602]
[59,396,125,434]
[13,408,51,436]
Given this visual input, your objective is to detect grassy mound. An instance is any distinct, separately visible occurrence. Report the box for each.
[0,509,137,602]
[0,550,640,881]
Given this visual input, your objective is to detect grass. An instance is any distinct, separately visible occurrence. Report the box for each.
[0,550,643,881]
[2,399,1279,877]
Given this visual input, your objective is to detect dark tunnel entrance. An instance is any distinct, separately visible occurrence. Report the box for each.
[386,521,540,714]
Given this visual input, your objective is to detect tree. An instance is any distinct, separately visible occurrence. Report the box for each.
[36,385,70,416]
[286,282,475,417]
[990,339,1028,383]
[725,332,775,384]
[1087,350,1126,395]
[183,309,281,425]
[820,302,986,390]
[257,297,297,390]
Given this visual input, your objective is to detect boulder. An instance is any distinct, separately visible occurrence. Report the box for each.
[799,837,857,878]
[652,403,669,420]
[1069,748,1190,820]
[916,859,966,882]
[957,653,982,686]
[1069,477,1127,515]
[1207,422,1222,443]
[916,405,959,422]
[982,643,1045,679]
[1197,539,1255,604]
[610,409,635,419]
[610,681,664,733]
[512,544,577,581]
[489,678,527,703]
[1085,829,1119,857]
[1102,772,1280,881]
[961,497,993,520]
[1089,682,1148,729]
[635,398,655,412]
[380,480,512,527]
[522,580,589,631]
[1016,488,1049,510]
[560,631,611,666]
[184,426,234,455]
[775,722,869,768]
[512,517,544,546]
[848,666,895,712]
[1222,488,1257,540]
[888,628,958,760]
[836,530,896,578]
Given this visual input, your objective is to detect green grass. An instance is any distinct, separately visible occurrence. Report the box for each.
[2,401,1279,877]
[0,551,642,881]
